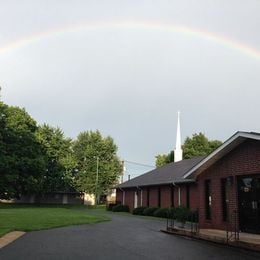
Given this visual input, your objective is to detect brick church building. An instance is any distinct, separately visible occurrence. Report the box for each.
[116,115,260,234]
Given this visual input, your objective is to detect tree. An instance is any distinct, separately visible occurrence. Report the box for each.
[36,124,76,192]
[73,130,122,200]
[0,96,122,200]
[155,133,222,167]
[183,133,222,159]
[155,151,174,167]
[0,103,46,199]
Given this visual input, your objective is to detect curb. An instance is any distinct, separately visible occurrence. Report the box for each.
[0,231,26,249]
[161,229,260,253]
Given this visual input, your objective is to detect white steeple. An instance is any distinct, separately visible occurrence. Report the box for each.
[174,111,183,162]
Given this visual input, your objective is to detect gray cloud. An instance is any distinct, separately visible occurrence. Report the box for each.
[0,1,259,175]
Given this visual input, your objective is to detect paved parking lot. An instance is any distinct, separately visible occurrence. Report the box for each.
[1,212,260,260]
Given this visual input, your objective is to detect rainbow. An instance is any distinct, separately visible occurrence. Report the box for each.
[0,21,259,60]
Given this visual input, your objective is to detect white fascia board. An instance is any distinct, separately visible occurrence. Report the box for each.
[183,131,260,179]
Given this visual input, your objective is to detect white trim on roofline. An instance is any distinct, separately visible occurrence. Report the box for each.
[183,131,260,179]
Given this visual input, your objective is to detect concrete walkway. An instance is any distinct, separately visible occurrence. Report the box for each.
[0,232,25,249]
[200,229,260,245]
[164,225,260,252]
[1,212,260,260]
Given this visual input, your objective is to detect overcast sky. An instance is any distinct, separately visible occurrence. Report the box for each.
[0,1,259,177]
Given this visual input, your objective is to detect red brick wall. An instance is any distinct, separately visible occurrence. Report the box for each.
[189,185,199,211]
[124,189,135,211]
[174,187,179,207]
[149,187,159,207]
[141,188,148,207]
[116,184,198,210]
[137,190,140,207]
[160,186,172,208]
[116,184,199,211]
[116,190,123,204]
[171,185,199,210]
[198,140,260,230]
[180,185,187,206]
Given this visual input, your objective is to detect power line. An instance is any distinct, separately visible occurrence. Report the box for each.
[123,160,155,168]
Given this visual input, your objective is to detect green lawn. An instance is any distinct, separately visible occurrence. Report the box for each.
[0,204,110,237]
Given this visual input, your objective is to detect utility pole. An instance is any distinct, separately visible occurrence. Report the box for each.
[121,160,125,184]
[95,156,99,205]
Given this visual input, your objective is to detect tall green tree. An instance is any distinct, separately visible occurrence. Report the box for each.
[155,151,174,167]
[183,133,222,159]
[0,95,123,200]
[73,130,122,199]
[0,103,46,199]
[155,133,222,167]
[36,124,76,192]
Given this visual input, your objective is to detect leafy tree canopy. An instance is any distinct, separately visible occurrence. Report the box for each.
[73,130,122,199]
[0,95,122,200]
[0,102,46,198]
[36,124,76,192]
[155,132,222,167]
[183,133,222,159]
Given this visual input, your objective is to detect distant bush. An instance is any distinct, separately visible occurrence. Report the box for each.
[107,201,122,211]
[143,207,159,216]
[112,204,129,212]
[132,207,147,215]
[153,207,172,218]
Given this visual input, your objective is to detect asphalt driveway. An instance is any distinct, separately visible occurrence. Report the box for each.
[0,211,260,260]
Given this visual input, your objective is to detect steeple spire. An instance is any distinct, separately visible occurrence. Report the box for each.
[174,111,183,162]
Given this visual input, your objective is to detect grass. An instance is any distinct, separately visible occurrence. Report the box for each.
[0,204,110,237]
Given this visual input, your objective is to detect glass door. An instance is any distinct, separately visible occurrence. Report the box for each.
[237,175,260,234]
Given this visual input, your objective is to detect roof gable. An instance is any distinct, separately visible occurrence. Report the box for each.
[183,131,260,179]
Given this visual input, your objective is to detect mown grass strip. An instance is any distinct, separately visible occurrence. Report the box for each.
[0,204,110,237]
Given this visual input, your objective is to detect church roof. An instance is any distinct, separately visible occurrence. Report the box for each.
[183,131,260,179]
[116,156,205,189]
[117,131,260,189]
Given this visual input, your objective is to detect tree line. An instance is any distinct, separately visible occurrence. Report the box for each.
[0,98,122,200]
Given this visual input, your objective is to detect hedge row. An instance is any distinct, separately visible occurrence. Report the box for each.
[110,204,130,212]
[108,204,197,223]
[132,206,195,222]
[132,206,171,218]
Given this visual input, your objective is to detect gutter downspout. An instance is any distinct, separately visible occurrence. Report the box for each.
[140,188,143,207]
[136,186,143,207]
[173,182,181,206]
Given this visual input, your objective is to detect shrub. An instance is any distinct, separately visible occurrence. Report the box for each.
[187,210,199,223]
[107,201,122,211]
[153,207,172,218]
[132,207,147,215]
[143,207,159,216]
[174,206,191,223]
[167,207,175,219]
[112,204,129,212]
[107,203,117,211]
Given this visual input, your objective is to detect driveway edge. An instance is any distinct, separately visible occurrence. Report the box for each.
[0,231,26,249]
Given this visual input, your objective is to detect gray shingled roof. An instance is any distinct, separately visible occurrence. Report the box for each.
[117,156,205,189]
